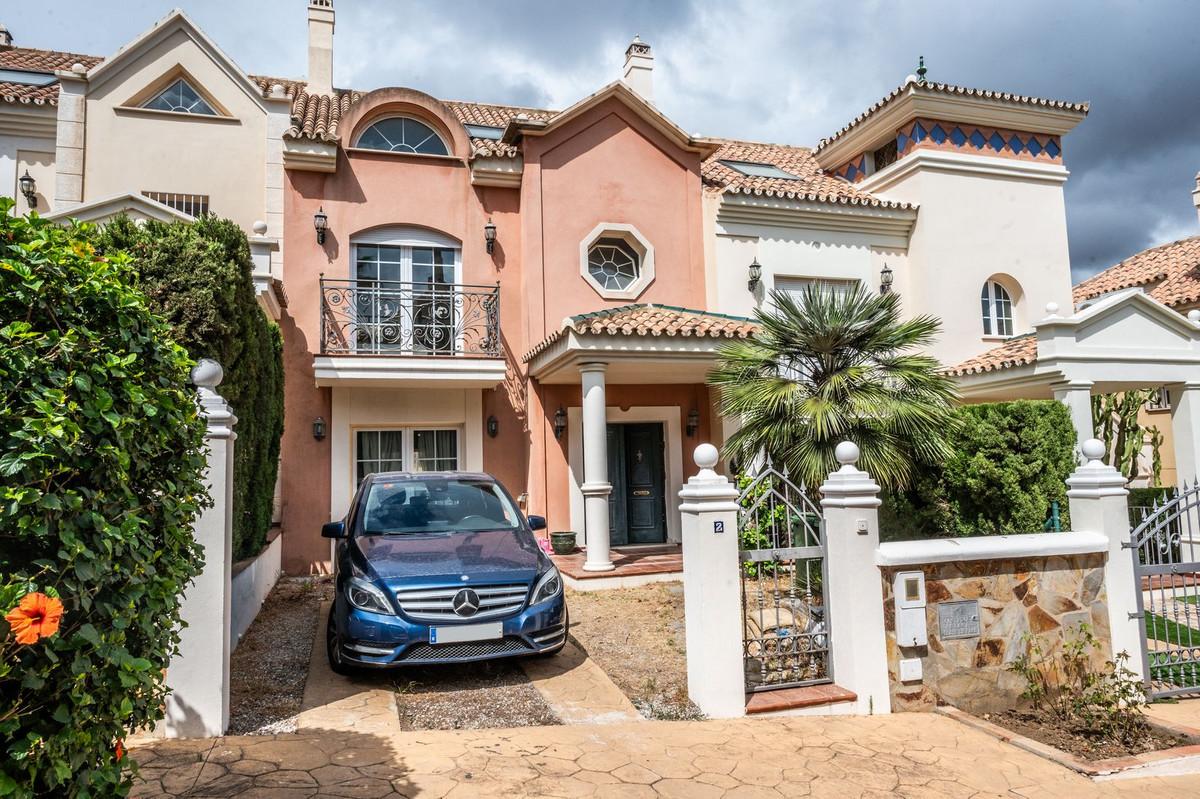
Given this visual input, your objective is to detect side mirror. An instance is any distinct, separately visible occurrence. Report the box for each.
[321,521,346,539]
[527,515,547,531]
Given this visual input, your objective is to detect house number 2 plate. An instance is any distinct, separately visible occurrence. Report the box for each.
[937,600,980,640]
[714,520,725,534]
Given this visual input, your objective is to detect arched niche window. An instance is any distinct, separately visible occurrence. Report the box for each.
[980,280,1014,337]
[354,116,449,156]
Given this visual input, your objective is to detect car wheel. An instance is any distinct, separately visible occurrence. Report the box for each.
[326,606,358,676]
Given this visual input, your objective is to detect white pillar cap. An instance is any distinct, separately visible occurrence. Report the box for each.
[1066,438,1128,498]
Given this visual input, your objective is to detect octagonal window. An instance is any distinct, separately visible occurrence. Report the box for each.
[587,238,641,292]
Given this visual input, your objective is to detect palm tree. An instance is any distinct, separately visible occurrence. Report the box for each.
[709,283,957,490]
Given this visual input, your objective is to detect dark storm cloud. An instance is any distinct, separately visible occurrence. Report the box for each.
[11,0,1200,281]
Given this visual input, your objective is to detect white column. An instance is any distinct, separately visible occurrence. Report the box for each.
[1066,438,1142,680]
[580,363,614,571]
[679,443,744,718]
[1170,381,1200,487]
[53,67,87,211]
[164,360,237,738]
[821,442,891,715]
[1052,380,1094,460]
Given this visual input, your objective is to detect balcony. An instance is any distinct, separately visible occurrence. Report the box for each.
[313,279,507,388]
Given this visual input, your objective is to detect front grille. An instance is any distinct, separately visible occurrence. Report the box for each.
[395,583,528,622]
[399,637,531,661]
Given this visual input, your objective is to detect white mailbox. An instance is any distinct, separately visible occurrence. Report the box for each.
[893,570,928,648]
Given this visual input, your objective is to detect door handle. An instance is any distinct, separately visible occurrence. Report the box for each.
[632,489,651,496]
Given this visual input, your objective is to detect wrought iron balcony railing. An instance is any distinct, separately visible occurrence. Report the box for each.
[320,279,501,357]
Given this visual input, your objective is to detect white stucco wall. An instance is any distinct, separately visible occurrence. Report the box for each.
[230,531,282,652]
[328,386,485,519]
[0,134,55,213]
[863,152,1076,366]
[82,26,268,233]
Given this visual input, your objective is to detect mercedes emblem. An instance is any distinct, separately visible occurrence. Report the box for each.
[452,588,480,618]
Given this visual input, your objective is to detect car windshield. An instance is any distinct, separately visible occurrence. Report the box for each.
[360,478,522,535]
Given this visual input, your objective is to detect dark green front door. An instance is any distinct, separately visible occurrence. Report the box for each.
[606,422,666,546]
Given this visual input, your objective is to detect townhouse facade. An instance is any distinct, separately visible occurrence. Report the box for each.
[3,2,1130,574]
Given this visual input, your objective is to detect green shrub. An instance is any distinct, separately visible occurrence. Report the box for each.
[881,400,1077,539]
[0,201,208,795]
[96,216,284,560]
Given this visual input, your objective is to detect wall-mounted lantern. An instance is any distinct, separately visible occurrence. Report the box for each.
[484,219,497,254]
[686,408,700,438]
[748,257,762,291]
[880,263,894,295]
[553,407,567,440]
[18,170,36,209]
[487,415,499,438]
[312,416,327,441]
[313,207,329,245]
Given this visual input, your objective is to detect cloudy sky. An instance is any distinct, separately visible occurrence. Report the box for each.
[11,1,1199,280]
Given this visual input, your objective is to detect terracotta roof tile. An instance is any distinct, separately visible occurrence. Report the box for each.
[703,139,913,210]
[523,304,759,363]
[817,80,1089,153]
[1073,236,1200,309]
[945,334,1038,376]
[0,47,102,106]
[444,100,555,158]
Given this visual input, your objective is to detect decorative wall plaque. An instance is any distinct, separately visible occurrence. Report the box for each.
[937,600,980,640]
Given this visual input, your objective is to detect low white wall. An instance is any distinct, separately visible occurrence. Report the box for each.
[230,531,282,652]
[875,530,1108,566]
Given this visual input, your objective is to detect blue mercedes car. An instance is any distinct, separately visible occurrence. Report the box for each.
[323,471,567,673]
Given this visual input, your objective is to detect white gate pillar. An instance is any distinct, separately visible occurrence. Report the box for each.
[820,442,890,715]
[580,362,614,572]
[1052,379,1095,460]
[679,443,745,718]
[164,359,237,738]
[1066,438,1142,680]
[1169,380,1200,487]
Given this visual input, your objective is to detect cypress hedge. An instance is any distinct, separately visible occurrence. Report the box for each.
[96,215,284,560]
[881,400,1078,539]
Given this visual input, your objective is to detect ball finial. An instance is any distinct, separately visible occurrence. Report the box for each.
[1189,309,1200,324]
[1081,438,1106,463]
[693,443,719,470]
[190,358,223,389]
[835,440,860,466]
[252,220,268,235]
[1045,301,1059,316]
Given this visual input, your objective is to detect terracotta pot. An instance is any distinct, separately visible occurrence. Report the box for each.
[550,531,578,555]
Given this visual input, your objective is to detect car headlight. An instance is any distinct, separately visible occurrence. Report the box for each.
[531,566,563,605]
[346,577,395,615]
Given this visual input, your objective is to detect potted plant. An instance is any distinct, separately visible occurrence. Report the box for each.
[550,531,578,555]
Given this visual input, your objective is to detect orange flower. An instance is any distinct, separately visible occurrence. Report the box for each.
[4,592,64,645]
[115,740,125,761]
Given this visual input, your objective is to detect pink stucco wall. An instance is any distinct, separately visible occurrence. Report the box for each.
[279,88,709,572]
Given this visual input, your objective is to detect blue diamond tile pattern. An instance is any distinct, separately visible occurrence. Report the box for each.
[1026,137,1042,156]
[969,130,986,149]
[930,124,947,144]
[988,132,1005,151]
[897,132,909,152]
[1008,134,1024,152]
[950,127,966,146]
[912,122,927,142]
[1045,139,1061,158]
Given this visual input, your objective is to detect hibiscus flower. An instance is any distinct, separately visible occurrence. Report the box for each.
[4,592,64,645]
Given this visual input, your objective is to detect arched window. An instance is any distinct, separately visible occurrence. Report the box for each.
[355,117,449,156]
[980,280,1014,337]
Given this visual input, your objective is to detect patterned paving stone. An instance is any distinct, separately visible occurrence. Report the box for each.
[131,706,1200,798]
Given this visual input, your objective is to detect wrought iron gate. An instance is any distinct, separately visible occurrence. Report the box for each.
[737,461,830,692]
[1130,481,1200,698]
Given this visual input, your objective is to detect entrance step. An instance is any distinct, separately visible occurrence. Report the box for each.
[745,683,857,715]
[551,545,683,592]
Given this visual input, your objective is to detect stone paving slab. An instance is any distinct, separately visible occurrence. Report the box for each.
[519,638,643,724]
[132,711,1200,797]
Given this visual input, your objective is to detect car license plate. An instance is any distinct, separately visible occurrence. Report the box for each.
[430,622,502,645]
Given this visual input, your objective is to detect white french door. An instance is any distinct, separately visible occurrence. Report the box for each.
[353,242,461,354]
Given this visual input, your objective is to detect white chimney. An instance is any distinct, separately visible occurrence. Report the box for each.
[622,36,654,102]
[1193,171,1200,227]
[307,0,335,95]
[0,23,12,49]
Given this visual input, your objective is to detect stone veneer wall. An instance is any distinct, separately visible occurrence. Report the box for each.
[880,553,1110,713]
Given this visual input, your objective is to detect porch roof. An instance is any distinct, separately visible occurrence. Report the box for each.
[949,288,1200,402]
[524,303,758,385]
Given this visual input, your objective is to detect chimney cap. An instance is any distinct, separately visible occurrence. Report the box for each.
[0,23,12,48]
[625,35,651,59]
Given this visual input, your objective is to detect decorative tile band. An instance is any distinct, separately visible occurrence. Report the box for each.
[833,118,1063,183]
